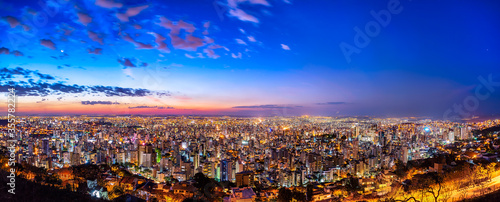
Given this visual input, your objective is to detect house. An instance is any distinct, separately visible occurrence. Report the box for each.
[171,181,197,198]
[224,187,257,202]
[54,168,74,181]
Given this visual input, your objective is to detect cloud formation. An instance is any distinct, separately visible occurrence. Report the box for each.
[77,12,92,26]
[158,106,175,109]
[148,32,170,52]
[0,47,23,56]
[118,58,137,67]
[235,38,247,45]
[0,67,55,80]
[2,16,21,28]
[128,105,157,109]
[231,52,242,59]
[95,0,123,9]
[281,44,290,50]
[87,48,103,55]
[226,0,271,23]
[81,101,120,105]
[123,34,154,49]
[0,67,170,97]
[116,5,149,22]
[88,31,104,45]
[40,39,57,50]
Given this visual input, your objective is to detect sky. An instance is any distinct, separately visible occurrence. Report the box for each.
[0,0,499,120]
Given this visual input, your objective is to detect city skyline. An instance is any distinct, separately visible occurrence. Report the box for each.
[1,0,500,118]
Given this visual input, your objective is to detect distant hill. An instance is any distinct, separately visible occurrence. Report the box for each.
[474,125,500,135]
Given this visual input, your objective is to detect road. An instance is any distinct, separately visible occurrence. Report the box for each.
[448,174,500,201]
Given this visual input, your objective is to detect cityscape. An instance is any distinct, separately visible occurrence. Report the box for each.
[1,0,500,202]
[1,116,500,202]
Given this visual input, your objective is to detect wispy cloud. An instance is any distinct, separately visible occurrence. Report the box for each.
[225,0,271,23]
[236,38,247,45]
[231,52,242,59]
[116,5,149,22]
[281,44,290,50]
[81,101,120,105]
[95,0,123,9]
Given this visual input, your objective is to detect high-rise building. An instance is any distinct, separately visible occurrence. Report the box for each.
[402,146,409,164]
[236,171,254,187]
[220,160,232,182]
[138,144,153,167]
[42,139,49,155]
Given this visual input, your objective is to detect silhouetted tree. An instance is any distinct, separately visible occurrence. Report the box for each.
[278,188,293,202]
[306,184,314,201]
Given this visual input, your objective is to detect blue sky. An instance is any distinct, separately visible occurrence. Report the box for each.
[0,0,499,119]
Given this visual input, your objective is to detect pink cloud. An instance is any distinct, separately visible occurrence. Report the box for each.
[12,50,24,56]
[249,0,270,6]
[63,29,73,36]
[77,12,92,26]
[88,31,104,45]
[116,5,149,22]
[228,0,270,8]
[229,9,259,23]
[95,0,123,8]
[133,24,142,29]
[136,42,154,49]
[22,25,31,31]
[0,47,9,54]
[204,36,214,44]
[204,48,220,59]
[40,39,57,50]
[123,34,154,49]
[3,16,20,28]
[232,52,242,59]
[202,21,210,35]
[149,32,170,53]
[247,36,256,42]
[226,0,270,23]
[235,38,247,45]
[116,13,129,22]
[126,5,149,16]
[208,44,224,49]
[118,58,136,67]
[281,44,290,50]
[157,17,195,35]
[87,48,103,54]
[170,34,204,51]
